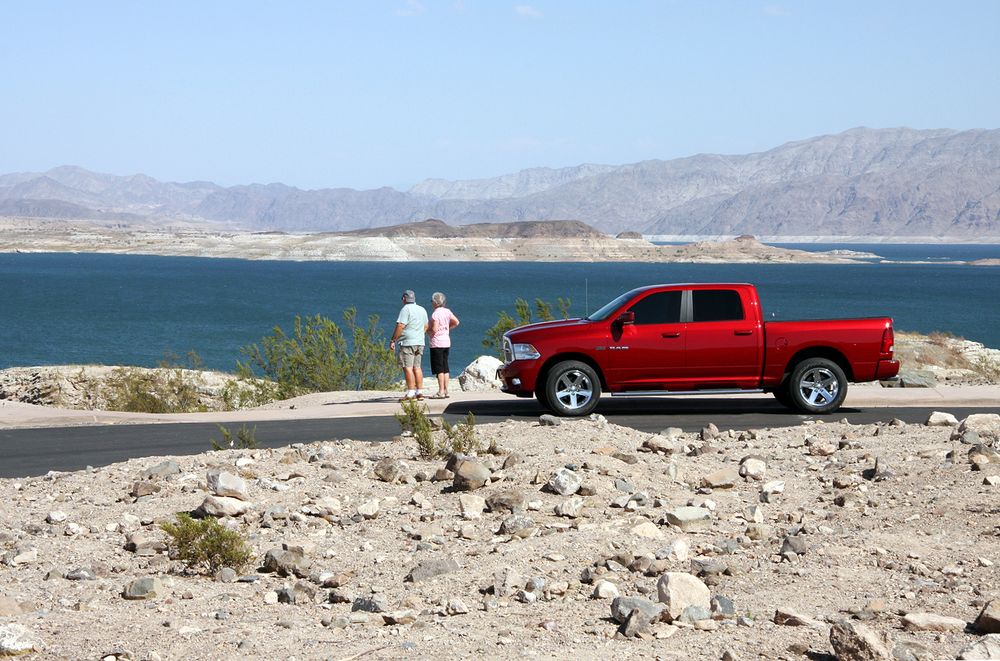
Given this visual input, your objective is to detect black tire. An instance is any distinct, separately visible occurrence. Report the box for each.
[786,357,848,414]
[772,386,795,410]
[545,360,601,417]
[535,386,551,412]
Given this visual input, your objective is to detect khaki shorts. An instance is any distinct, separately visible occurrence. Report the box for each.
[397,344,424,368]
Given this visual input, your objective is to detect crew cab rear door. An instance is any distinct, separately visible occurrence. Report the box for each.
[684,287,762,388]
[604,289,687,388]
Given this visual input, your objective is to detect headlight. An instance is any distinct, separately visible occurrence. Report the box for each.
[512,343,541,360]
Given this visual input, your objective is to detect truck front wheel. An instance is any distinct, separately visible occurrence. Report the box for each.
[545,360,601,417]
[786,358,848,414]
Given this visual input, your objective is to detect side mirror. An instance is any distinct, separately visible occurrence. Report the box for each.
[616,311,635,326]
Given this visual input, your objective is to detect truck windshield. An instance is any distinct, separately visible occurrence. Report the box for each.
[586,289,641,321]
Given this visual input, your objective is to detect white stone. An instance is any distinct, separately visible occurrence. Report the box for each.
[0,623,43,656]
[592,580,620,600]
[357,499,380,519]
[926,411,959,426]
[199,495,251,517]
[630,520,664,539]
[459,494,486,520]
[656,573,710,622]
[458,356,504,392]
[207,469,249,500]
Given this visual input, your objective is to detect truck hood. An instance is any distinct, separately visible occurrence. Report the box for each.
[507,318,590,337]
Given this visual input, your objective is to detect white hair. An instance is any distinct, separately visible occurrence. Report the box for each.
[432,292,446,306]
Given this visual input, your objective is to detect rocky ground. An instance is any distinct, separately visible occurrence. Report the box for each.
[3,409,1000,660]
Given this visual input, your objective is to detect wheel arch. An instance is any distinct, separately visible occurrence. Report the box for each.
[781,347,854,384]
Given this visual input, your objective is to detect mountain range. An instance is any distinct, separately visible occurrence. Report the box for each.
[2,127,998,238]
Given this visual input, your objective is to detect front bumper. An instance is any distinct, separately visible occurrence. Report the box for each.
[498,360,541,397]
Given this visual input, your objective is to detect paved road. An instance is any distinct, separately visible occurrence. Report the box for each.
[2,398,994,478]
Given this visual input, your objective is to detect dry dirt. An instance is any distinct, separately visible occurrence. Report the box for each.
[2,410,1000,660]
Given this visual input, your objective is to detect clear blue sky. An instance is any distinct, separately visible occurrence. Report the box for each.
[2,1,998,190]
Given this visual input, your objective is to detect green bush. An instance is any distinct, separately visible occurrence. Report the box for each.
[160,513,253,574]
[101,351,207,413]
[482,297,571,358]
[443,412,479,454]
[210,424,258,451]
[231,308,397,403]
[395,399,437,458]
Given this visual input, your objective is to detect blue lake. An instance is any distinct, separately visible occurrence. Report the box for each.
[1,248,998,373]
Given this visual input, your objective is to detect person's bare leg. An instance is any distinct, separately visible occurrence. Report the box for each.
[402,366,415,395]
[414,366,424,394]
[437,372,446,394]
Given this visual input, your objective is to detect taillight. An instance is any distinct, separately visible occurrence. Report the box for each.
[880,325,894,355]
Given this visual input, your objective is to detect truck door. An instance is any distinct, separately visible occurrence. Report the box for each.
[606,289,687,389]
[685,288,761,388]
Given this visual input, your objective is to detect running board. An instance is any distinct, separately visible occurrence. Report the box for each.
[611,389,764,397]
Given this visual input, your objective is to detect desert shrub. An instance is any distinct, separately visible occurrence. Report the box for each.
[395,399,437,458]
[233,309,397,402]
[443,412,479,454]
[210,424,258,451]
[482,297,571,358]
[160,513,252,574]
[101,352,207,413]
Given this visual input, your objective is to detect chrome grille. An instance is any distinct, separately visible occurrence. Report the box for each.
[502,336,514,364]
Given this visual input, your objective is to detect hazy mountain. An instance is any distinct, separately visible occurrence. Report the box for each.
[2,127,998,237]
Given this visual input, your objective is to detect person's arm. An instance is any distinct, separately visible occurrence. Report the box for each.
[449,313,460,330]
[390,322,405,349]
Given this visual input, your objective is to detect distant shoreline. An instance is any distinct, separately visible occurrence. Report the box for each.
[647,234,1000,244]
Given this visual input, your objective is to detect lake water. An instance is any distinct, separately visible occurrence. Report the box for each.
[1,246,998,374]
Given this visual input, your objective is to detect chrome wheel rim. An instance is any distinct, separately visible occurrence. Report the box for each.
[555,370,593,410]
[798,367,839,407]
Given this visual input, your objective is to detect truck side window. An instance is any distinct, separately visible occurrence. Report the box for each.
[692,290,744,322]
[629,290,682,324]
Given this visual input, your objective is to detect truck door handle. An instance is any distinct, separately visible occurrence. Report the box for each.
[661,332,681,338]
[734,330,753,336]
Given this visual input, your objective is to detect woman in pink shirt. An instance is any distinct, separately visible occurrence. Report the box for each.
[428,291,460,398]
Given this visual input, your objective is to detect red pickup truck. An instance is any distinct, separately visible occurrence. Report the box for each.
[499,283,899,416]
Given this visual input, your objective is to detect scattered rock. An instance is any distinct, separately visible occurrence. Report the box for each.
[547,468,582,496]
[773,608,824,628]
[976,600,1000,634]
[664,507,711,531]
[656,572,710,622]
[958,634,1000,660]
[122,577,164,600]
[611,596,665,624]
[829,620,893,661]
[901,612,967,632]
[406,556,460,583]
[206,469,249,500]
[141,460,181,480]
[0,623,44,656]
[486,490,526,513]
[198,494,251,517]
[459,494,486,519]
[701,467,739,489]
[452,459,491,491]
[739,456,767,480]
[926,411,959,427]
[374,458,404,483]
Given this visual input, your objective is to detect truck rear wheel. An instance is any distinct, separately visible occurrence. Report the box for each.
[786,358,848,414]
[545,360,601,417]
[772,387,795,410]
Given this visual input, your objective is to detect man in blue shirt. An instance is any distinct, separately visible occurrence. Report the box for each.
[389,289,429,401]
